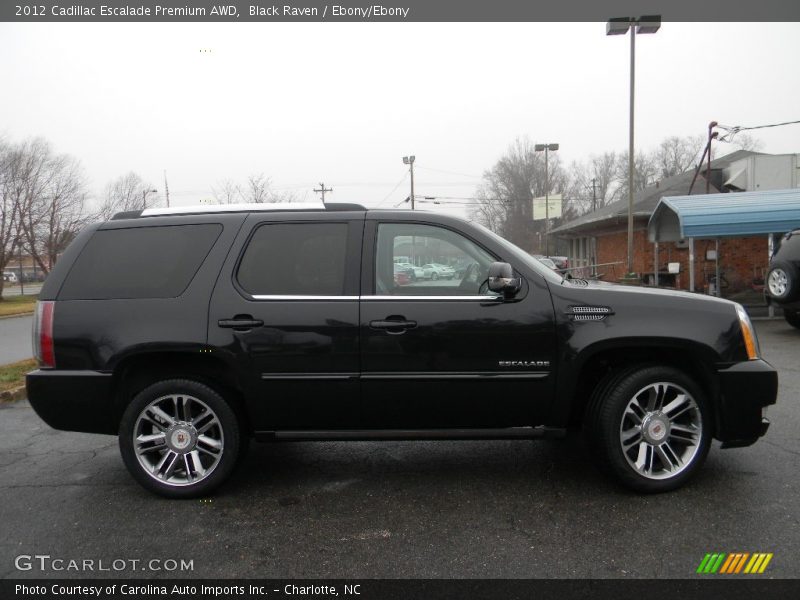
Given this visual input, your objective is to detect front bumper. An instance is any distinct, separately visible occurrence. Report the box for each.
[26,369,116,435]
[716,359,777,448]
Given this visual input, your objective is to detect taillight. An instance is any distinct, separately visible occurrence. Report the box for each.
[33,301,55,368]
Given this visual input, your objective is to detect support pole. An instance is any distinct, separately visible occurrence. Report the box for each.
[654,241,659,287]
[410,161,415,210]
[715,239,721,297]
[626,26,636,275]
[768,234,775,318]
[545,148,550,256]
[689,238,695,292]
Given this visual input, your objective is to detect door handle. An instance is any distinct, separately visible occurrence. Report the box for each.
[370,318,417,334]
[218,317,264,329]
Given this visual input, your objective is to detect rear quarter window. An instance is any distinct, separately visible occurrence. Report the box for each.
[58,224,222,300]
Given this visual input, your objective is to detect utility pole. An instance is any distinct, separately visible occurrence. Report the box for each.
[163,170,170,208]
[591,178,597,212]
[402,155,416,209]
[314,182,333,203]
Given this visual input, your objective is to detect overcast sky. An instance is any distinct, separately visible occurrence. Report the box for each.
[1,22,798,216]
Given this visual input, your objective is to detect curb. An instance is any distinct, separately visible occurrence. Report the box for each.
[0,385,26,404]
[0,311,34,320]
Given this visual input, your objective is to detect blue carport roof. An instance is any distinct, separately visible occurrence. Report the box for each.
[648,188,800,241]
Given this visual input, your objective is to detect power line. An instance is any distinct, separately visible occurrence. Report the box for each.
[717,119,800,142]
[414,166,483,179]
[416,194,530,202]
[377,172,409,206]
[416,199,478,206]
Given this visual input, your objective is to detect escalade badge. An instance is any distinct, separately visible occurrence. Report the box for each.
[498,360,550,368]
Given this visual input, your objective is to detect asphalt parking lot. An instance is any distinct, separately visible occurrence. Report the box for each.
[1,319,798,580]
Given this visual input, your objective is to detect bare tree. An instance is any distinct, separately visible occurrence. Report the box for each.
[96,172,160,221]
[565,151,621,215]
[729,132,764,153]
[212,178,243,204]
[243,174,270,203]
[19,153,88,273]
[614,150,658,201]
[0,138,23,297]
[469,137,565,251]
[0,138,90,276]
[653,135,705,179]
[229,173,297,204]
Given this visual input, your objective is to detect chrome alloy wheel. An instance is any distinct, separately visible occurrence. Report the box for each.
[133,394,224,486]
[768,268,788,297]
[619,382,702,480]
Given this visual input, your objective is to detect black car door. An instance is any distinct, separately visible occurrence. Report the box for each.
[208,210,364,431]
[359,216,557,429]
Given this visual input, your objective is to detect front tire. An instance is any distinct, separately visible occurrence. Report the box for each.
[785,308,800,329]
[588,366,711,493]
[119,379,240,498]
[767,260,799,302]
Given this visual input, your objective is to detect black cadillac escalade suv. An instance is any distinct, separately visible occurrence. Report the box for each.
[27,203,777,497]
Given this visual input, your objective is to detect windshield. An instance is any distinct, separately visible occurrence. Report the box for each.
[474,224,565,284]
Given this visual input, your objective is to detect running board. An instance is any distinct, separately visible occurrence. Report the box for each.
[255,427,566,442]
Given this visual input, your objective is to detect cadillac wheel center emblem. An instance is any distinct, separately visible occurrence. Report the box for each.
[167,426,195,452]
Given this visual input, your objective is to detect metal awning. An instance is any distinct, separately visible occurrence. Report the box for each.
[648,188,800,242]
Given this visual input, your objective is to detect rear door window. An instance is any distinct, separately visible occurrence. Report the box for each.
[59,224,222,300]
[236,222,349,296]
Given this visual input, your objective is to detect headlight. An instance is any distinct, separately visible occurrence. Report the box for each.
[735,304,759,360]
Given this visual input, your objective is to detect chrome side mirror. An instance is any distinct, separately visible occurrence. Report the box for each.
[487,262,521,297]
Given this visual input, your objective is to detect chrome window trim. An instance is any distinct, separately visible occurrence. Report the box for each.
[249,294,502,301]
[251,295,359,301]
[361,295,502,301]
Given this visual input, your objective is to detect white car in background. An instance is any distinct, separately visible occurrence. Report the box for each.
[396,262,425,281]
[422,263,455,280]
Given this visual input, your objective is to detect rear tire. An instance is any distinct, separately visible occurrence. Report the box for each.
[119,379,240,498]
[587,366,711,493]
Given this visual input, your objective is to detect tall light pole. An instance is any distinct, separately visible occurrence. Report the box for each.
[607,15,660,275]
[402,155,415,209]
[534,143,559,256]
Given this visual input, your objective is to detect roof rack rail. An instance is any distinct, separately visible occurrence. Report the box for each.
[111,202,368,220]
[139,202,325,217]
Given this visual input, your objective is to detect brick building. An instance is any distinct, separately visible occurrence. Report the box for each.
[552,150,799,300]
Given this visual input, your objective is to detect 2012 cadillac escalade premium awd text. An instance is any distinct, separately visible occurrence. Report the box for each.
[26,202,778,497]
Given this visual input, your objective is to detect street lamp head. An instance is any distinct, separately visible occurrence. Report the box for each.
[607,16,661,35]
[534,143,559,152]
[606,17,631,35]
[636,15,661,34]
[402,156,409,164]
